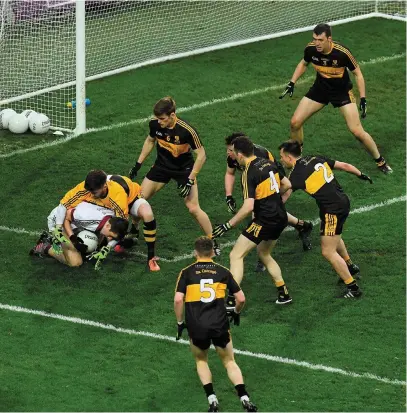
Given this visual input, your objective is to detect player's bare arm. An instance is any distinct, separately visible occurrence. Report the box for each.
[137,135,156,164]
[280,59,309,98]
[174,291,185,323]
[352,66,367,117]
[333,161,373,183]
[225,166,236,196]
[63,209,75,239]
[189,146,207,181]
[280,176,293,203]
[229,198,254,227]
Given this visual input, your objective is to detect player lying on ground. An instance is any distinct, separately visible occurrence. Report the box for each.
[50,170,159,271]
[280,23,392,174]
[174,236,257,412]
[279,140,373,298]
[30,201,128,270]
[213,136,292,307]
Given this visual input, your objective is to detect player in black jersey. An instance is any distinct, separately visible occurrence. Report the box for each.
[279,140,373,298]
[225,132,313,257]
[280,23,392,174]
[174,237,257,413]
[128,97,218,253]
[213,136,292,305]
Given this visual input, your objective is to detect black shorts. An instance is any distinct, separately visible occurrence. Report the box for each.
[145,164,192,185]
[319,210,349,236]
[305,82,356,108]
[242,218,287,245]
[191,331,231,351]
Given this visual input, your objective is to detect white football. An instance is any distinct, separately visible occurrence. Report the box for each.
[0,108,17,129]
[8,113,29,133]
[77,230,99,253]
[29,113,50,134]
[22,109,37,122]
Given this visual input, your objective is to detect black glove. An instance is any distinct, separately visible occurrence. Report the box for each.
[212,222,232,239]
[178,178,194,198]
[69,234,88,254]
[359,97,367,118]
[228,310,240,326]
[176,321,187,340]
[279,81,295,99]
[129,162,142,179]
[359,172,373,184]
[226,196,237,214]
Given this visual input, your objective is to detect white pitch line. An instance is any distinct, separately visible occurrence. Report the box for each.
[1,195,405,262]
[0,303,404,387]
[0,52,404,160]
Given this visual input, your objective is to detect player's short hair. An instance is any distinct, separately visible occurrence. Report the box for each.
[233,136,254,157]
[278,140,302,157]
[84,170,107,192]
[225,132,246,146]
[153,96,176,116]
[194,236,214,257]
[109,217,128,240]
[313,23,332,38]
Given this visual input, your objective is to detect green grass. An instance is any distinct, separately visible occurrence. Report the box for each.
[0,17,405,412]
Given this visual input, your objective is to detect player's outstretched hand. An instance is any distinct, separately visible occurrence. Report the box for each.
[359,97,367,118]
[212,222,232,239]
[87,246,111,270]
[228,310,240,326]
[226,196,237,214]
[129,162,142,179]
[359,173,373,184]
[51,227,69,244]
[176,321,187,340]
[178,178,195,198]
[279,81,295,99]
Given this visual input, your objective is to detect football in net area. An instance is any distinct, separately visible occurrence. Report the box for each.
[0,0,405,133]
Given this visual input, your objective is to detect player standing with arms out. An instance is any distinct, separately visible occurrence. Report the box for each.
[129,97,219,254]
[174,236,257,412]
[280,23,392,174]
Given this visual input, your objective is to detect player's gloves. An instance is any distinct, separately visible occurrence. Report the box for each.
[129,162,142,179]
[51,226,69,244]
[359,172,373,184]
[212,222,232,239]
[176,321,187,340]
[279,81,295,99]
[87,245,111,271]
[178,178,195,198]
[228,309,240,326]
[226,195,237,214]
[69,234,88,254]
[359,97,367,118]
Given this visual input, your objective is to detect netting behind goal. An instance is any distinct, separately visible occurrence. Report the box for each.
[0,0,405,132]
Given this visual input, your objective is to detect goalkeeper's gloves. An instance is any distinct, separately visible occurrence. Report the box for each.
[359,97,367,119]
[51,226,69,244]
[176,321,187,340]
[228,309,241,326]
[178,178,195,198]
[212,222,232,239]
[69,234,88,254]
[87,245,111,271]
[129,162,142,179]
[279,81,295,99]
[358,172,373,184]
[226,195,237,214]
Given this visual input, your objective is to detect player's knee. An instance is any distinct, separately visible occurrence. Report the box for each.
[349,124,364,139]
[68,258,83,267]
[229,249,242,262]
[321,246,333,260]
[186,202,200,216]
[290,115,302,131]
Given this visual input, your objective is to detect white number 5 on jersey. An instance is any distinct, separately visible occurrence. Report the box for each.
[200,279,216,303]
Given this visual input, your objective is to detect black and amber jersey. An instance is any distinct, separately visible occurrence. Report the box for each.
[289,155,349,214]
[60,175,141,219]
[242,156,287,224]
[304,41,358,91]
[176,259,240,338]
[149,117,203,172]
[227,144,274,171]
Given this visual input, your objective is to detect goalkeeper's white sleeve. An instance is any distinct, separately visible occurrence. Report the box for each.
[55,204,67,226]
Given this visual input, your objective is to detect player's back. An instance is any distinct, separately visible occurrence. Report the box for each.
[177,260,231,339]
[243,156,286,223]
[290,155,349,214]
[71,202,113,232]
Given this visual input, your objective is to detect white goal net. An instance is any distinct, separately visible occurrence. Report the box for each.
[0,0,405,132]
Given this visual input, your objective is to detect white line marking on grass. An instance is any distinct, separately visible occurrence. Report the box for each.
[0,53,404,159]
[0,303,404,387]
[0,195,405,262]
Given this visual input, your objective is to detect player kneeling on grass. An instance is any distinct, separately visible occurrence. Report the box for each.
[174,236,257,412]
[278,140,372,298]
[30,201,128,270]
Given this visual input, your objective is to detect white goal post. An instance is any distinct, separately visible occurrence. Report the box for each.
[0,0,405,134]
